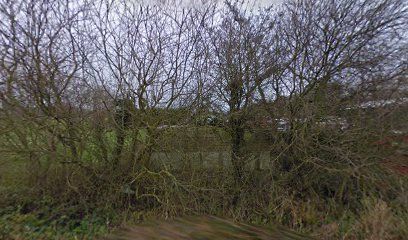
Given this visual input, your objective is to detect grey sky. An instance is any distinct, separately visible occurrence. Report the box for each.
[145,0,284,8]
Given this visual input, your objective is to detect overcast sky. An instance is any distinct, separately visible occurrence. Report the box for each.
[146,0,284,8]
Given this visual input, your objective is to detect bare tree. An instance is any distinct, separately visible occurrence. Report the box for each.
[82,0,214,169]
[0,0,89,183]
[268,0,408,198]
[203,1,280,181]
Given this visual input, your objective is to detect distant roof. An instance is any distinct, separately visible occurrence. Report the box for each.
[346,97,408,110]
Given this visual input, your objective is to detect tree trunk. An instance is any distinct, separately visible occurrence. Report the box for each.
[230,120,245,183]
[113,126,125,168]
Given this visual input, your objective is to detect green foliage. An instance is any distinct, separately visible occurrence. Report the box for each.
[0,206,109,239]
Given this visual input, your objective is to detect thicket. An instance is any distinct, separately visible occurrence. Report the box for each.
[0,0,407,239]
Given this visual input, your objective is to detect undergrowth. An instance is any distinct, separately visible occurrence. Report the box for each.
[1,163,407,239]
